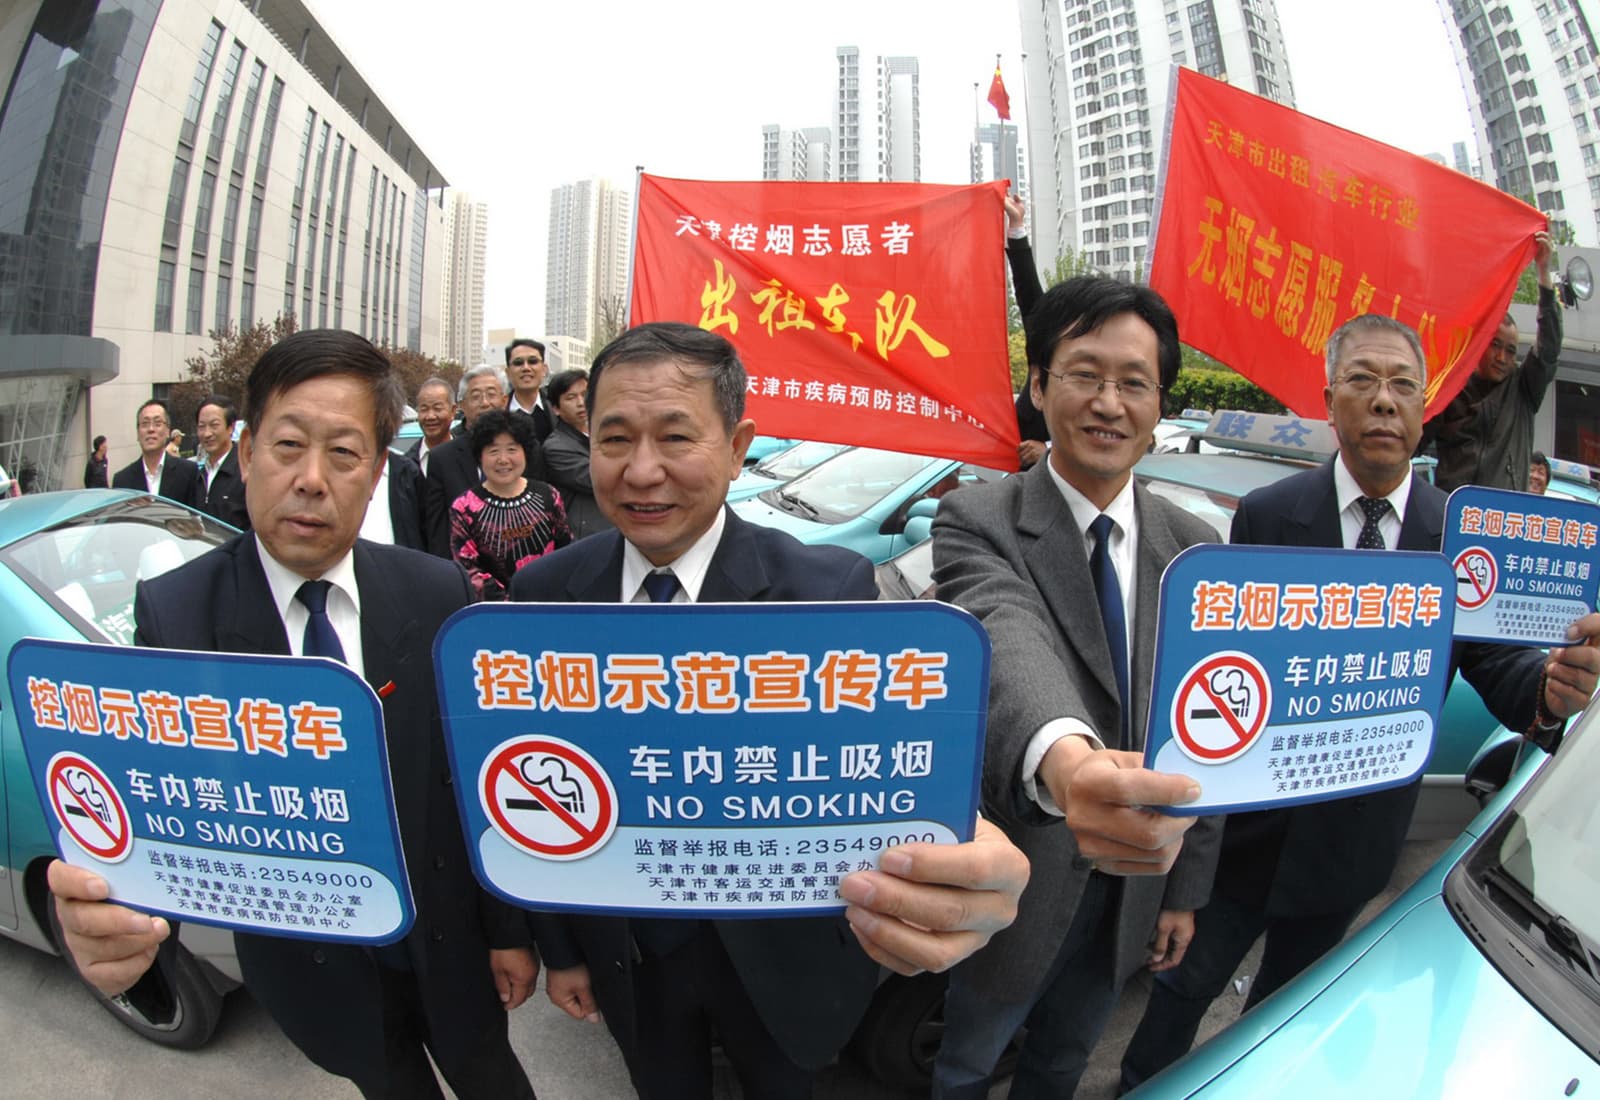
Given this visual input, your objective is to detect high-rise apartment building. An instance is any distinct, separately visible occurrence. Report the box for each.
[879,56,921,182]
[835,46,864,181]
[1019,0,1295,279]
[973,122,1027,198]
[1440,0,1600,244]
[545,178,631,351]
[761,124,832,180]
[441,192,487,368]
[0,0,447,490]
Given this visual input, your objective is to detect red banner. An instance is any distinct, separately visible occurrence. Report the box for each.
[629,175,1018,469]
[1150,68,1544,419]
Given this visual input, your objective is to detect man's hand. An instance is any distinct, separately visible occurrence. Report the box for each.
[1004,193,1026,234]
[1534,229,1555,287]
[838,816,1029,976]
[1147,910,1194,972]
[1018,439,1047,468]
[546,964,600,1023]
[47,860,168,996]
[1544,611,1600,718]
[1040,737,1201,875]
[489,946,539,1011]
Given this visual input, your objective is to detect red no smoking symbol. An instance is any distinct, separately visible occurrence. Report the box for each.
[479,736,617,862]
[1170,652,1272,764]
[1453,546,1497,611]
[47,753,132,863]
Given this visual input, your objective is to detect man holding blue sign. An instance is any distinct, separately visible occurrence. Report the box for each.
[508,322,1030,1100]
[49,331,539,1099]
[930,277,1223,1099]
[1120,312,1600,1090]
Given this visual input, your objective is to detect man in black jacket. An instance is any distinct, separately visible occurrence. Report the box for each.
[110,399,201,508]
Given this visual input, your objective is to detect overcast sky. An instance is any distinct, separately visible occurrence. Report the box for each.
[308,0,1476,346]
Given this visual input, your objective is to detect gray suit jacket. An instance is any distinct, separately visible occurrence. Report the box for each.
[931,462,1224,998]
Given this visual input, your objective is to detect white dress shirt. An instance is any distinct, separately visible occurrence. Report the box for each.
[1332,454,1410,550]
[620,509,728,604]
[143,454,166,494]
[256,536,365,679]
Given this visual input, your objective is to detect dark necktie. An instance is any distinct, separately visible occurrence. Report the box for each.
[633,567,697,957]
[642,570,681,603]
[295,580,346,662]
[1356,496,1390,550]
[1089,514,1131,746]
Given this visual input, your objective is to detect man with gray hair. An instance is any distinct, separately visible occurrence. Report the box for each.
[1425,230,1562,492]
[1118,312,1600,1090]
[424,364,546,555]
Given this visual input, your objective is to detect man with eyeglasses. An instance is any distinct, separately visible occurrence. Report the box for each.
[930,277,1223,1098]
[1117,312,1600,1092]
[111,398,201,508]
[505,338,554,442]
[1425,229,1562,493]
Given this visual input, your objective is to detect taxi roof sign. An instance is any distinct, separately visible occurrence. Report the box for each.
[1197,410,1337,463]
[1549,456,1595,486]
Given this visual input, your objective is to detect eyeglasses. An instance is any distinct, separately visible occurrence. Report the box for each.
[137,418,168,429]
[509,356,543,367]
[1334,370,1423,399]
[1045,369,1162,401]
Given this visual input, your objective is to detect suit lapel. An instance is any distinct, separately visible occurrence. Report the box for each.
[1397,473,1444,551]
[1017,464,1122,707]
[1286,460,1344,548]
[700,511,768,602]
[220,538,291,656]
[563,530,628,601]
[1130,483,1187,752]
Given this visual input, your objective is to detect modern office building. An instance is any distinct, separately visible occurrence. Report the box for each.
[1439,0,1600,244]
[545,177,630,349]
[440,191,487,369]
[1018,0,1296,279]
[878,55,921,182]
[0,0,448,491]
[835,45,864,182]
[761,124,831,181]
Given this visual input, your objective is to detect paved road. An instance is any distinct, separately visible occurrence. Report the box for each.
[0,838,1451,1098]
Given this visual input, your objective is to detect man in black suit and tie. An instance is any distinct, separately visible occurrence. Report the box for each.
[194,394,249,530]
[930,278,1222,1098]
[510,322,1029,1100]
[51,330,539,1099]
[506,338,554,442]
[1119,313,1600,1090]
[111,399,201,508]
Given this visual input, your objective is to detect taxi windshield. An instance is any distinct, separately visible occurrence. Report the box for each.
[774,447,940,523]
[1494,724,1600,948]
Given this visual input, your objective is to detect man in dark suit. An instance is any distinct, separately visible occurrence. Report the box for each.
[111,398,201,508]
[424,364,546,555]
[407,376,460,477]
[506,337,554,442]
[510,322,1029,1100]
[1118,313,1600,1090]
[194,394,249,530]
[51,330,538,1099]
[931,277,1223,1099]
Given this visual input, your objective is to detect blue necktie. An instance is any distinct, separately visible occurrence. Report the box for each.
[295,580,346,662]
[1089,514,1130,746]
[642,571,680,603]
[298,580,408,969]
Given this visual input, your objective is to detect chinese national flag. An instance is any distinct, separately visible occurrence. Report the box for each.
[987,65,1011,121]
[629,175,1019,470]
[1149,68,1542,419]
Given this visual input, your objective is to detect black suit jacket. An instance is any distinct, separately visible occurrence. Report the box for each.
[112,455,201,509]
[132,536,528,1083]
[512,402,554,443]
[385,452,427,551]
[198,449,249,531]
[422,435,548,557]
[540,418,612,539]
[1218,460,1544,916]
[509,511,881,1071]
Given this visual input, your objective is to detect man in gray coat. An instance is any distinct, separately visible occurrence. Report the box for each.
[931,277,1223,1098]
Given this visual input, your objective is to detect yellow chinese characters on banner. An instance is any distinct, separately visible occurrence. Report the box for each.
[631,176,1018,470]
[1151,68,1543,419]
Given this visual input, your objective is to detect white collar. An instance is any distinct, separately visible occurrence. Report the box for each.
[1332,454,1412,523]
[1044,461,1137,538]
[255,535,362,623]
[620,508,728,603]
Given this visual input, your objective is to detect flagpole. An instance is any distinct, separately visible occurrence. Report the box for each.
[1019,50,1035,245]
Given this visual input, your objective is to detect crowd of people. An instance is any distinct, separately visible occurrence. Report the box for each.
[38,214,1600,1100]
